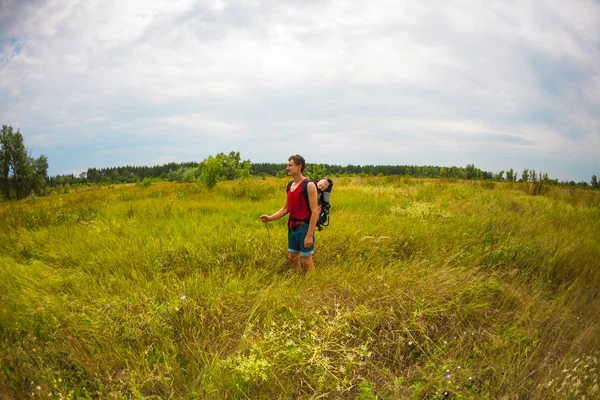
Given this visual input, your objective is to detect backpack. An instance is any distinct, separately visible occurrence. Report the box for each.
[286,178,334,231]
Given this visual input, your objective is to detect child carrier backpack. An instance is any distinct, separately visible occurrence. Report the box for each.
[286,178,334,231]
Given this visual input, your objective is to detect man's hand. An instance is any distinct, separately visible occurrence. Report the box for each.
[304,234,313,248]
[260,214,271,223]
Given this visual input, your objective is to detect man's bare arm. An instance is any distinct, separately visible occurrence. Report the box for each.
[260,199,288,222]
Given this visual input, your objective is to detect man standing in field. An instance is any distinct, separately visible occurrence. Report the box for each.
[260,155,320,274]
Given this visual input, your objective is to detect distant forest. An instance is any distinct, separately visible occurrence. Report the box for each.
[47,158,598,189]
[4,123,597,201]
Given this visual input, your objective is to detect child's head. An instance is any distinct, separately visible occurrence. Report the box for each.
[317,178,330,191]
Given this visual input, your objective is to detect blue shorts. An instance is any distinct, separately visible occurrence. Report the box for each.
[288,223,314,257]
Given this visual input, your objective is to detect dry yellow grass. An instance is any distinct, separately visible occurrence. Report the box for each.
[1,177,599,398]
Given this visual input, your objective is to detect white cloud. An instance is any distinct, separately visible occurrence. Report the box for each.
[151,114,247,138]
[0,0,598,180]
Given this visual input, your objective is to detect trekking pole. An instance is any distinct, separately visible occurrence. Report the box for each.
[264,221,271,254]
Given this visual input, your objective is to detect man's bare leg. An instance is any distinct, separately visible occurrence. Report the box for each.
[301,256,315,275]
[288,252,302,273]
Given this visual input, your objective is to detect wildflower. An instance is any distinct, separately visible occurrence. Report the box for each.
[445,374,451,380]
[180,295,186,300]
[106,304,110,309]
[408,341,413,346]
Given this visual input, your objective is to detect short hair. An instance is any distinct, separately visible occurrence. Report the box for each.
[288,154,306,172]
[318,178,330,190]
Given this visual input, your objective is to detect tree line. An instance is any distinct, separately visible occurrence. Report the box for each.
[48,152,252,189]
[50,160,597,188]
[2,124,599,201]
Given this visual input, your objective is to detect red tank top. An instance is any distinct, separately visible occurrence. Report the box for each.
[287,179,311,228]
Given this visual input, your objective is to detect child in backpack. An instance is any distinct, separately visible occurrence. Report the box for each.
[317,178,330,196]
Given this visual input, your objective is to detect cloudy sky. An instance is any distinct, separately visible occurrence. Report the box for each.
[1,0,599,181]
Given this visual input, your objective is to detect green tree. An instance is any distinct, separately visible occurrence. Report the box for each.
[0,125,48,200]
[592,175,598,189]
[221,151,241,180]
[521,169,529,183]
[32,155,49,195]
[309,164,327,181]
[506,168,515,182]
[238,159,252,179]
[465,164,476,180]
[200,155,224,189]
[198,151,252,188]
[0,130,9,198]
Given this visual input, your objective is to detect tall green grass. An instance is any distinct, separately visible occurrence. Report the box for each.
[1,177,599,399]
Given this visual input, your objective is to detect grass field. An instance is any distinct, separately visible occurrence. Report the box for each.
[1,176,599,399]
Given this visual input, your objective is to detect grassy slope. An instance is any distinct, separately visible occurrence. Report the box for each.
[1,177,599,399]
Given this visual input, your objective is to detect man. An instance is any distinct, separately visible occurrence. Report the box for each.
[260,155,319,274]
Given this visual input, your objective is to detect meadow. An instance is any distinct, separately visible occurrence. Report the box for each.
[1,176,599,399]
